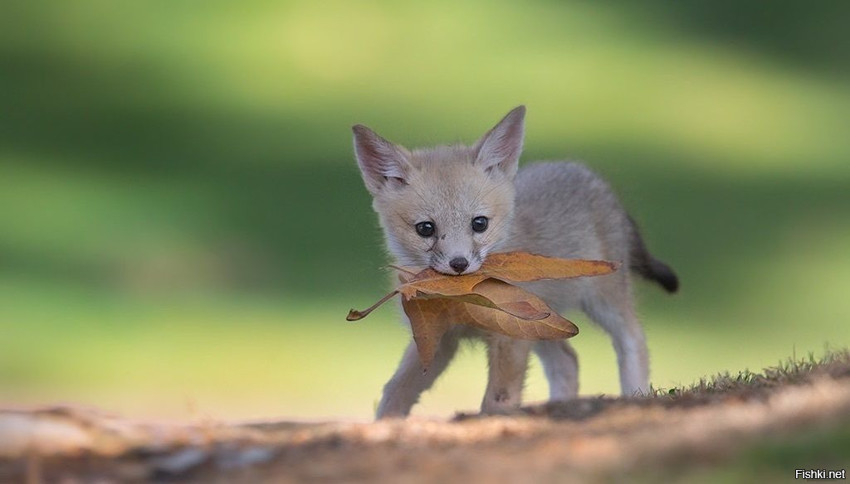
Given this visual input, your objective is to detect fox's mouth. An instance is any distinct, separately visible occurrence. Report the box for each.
[431,257,484,276]
[433,267,473,276]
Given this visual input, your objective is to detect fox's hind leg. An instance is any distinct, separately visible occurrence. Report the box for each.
[581,281,649,396]
[376,330,459,419]
[534,340,579,401]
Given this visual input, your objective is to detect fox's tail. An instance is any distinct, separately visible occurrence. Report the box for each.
[628,216,679,293]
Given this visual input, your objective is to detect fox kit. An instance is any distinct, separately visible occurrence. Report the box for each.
[353,106,678,418]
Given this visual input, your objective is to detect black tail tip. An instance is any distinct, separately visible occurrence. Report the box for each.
[650,259,679,293]
[657,272,679,293]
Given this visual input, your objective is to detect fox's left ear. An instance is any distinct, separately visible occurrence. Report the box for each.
[472,105,525,179]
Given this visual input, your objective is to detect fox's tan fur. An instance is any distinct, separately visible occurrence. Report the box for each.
[353,106,677,418]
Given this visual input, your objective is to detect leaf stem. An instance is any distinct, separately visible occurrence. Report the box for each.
[346,290,400,321]
[385,264,417,276]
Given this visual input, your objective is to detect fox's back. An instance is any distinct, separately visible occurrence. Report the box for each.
[502,161,631,264]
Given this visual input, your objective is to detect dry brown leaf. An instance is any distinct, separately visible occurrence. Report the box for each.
[400,297,454,370]
[347,251,617,368]
[402,279,578,368]
[398,252,617,299]
[481,251,619,280]
[411,292,548,320]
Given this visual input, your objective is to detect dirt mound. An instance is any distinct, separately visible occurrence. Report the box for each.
[3,352,850,483]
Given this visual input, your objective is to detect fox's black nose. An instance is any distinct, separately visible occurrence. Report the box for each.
[449,257,469,273]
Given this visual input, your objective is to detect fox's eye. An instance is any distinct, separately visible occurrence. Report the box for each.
[415,221,436,237]
[471,216,489,233]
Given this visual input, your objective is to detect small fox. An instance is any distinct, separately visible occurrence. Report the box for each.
[352,106,678,419]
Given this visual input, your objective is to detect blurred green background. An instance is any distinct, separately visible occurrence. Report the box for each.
[1,1,848,422]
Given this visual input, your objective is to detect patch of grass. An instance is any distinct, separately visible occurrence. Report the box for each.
[657,348,850,399]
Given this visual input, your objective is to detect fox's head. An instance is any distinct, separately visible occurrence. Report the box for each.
[353,106,525,275]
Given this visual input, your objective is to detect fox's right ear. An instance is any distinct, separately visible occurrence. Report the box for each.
[352,125,413,195]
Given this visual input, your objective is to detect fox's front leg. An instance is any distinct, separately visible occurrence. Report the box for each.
[481,334,533,414]
[376,329,459,419]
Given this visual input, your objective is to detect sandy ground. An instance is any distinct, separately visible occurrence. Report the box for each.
[2,356,850,483]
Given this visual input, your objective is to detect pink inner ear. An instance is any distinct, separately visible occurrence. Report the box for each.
[376,156,407,181]
[475,107,525,174]
[384,176,408,189]
[353,125,411,191]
